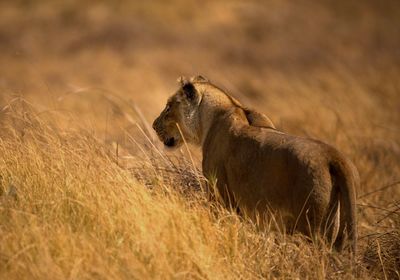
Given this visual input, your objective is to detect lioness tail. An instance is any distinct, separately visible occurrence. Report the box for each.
[329,159,358,254]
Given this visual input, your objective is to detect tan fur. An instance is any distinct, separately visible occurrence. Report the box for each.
[153,76,358,253]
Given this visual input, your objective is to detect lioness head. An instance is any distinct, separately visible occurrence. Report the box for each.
[153,75,276,148]
[152,76,206,149]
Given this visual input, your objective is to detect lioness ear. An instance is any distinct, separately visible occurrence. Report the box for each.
[191,75,209,83]
[177,76,189,86]
[182,82,197,101]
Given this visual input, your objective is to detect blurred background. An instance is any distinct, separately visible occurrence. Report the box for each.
[1,0,399,116]
[0,0,399,220]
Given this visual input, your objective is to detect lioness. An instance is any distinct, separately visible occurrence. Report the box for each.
[153,76,358,253]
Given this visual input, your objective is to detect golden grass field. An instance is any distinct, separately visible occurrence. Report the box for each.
[0,0,399,279]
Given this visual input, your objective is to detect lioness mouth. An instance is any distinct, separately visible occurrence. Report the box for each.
[164,137,175,147]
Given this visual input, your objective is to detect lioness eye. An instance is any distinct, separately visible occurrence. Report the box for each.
[165,104,171,113]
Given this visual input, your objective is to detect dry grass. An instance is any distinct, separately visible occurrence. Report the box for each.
[0,0,399,279]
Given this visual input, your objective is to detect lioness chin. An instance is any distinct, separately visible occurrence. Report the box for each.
[153,75,358,254]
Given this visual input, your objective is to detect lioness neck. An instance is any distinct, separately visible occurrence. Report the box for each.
[200,105,247,148]
[194,84,246,146]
